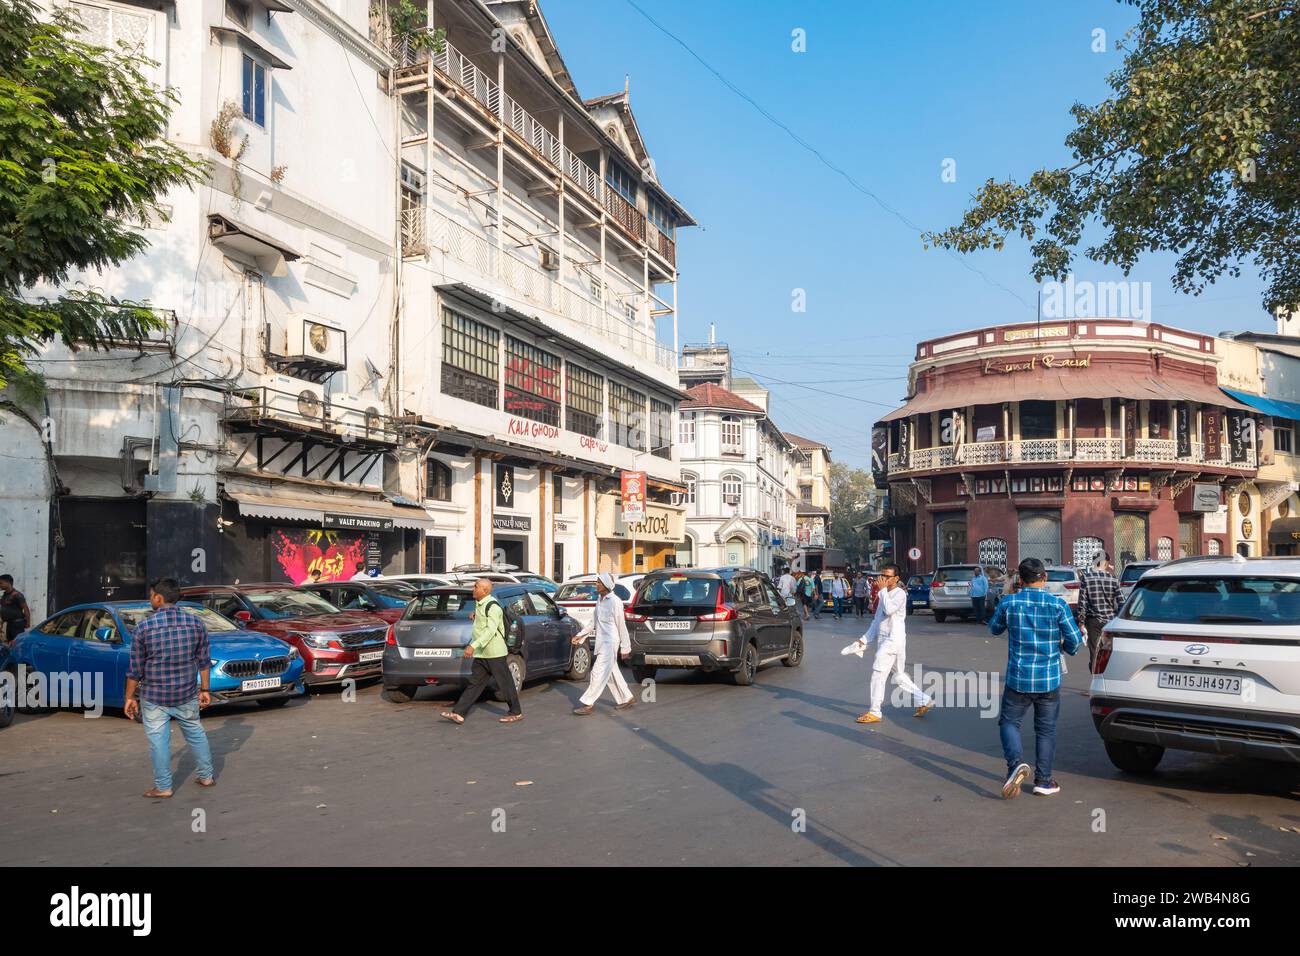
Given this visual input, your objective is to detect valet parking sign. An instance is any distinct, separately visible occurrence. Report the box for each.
[621,471,646,524]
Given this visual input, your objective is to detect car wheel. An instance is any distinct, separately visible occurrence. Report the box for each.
[782,630,804,667]
[256,696,291,709]
[384,685,418,704]
[631,665,657,683]
[0,668,15,728]
[1104,739,1165,774]
[730,642,759,686]
[565,641,592,681]
[491,654,526,702]
[933,611,947,624]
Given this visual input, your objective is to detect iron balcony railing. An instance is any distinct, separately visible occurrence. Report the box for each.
[887,438,1257,473]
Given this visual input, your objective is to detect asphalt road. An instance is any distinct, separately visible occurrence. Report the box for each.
[4,612,1299,866]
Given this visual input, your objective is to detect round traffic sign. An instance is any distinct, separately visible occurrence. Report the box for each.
[908,547,922,561]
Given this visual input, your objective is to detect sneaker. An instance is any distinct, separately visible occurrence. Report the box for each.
[1001,762,1031,800]
[1032,778,1061,796]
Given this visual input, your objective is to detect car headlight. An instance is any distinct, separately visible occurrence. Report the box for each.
[210,659,219,669]
[290,631,334,650]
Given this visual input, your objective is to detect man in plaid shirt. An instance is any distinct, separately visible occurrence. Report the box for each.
[989,557,1083,799]
[1077,552,1122,672]
[124,578,215,798]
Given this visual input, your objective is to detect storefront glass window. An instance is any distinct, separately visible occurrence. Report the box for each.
[441,307,499,409]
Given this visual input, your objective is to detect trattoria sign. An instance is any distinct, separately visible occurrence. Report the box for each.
[983,354,1093,375]
[595,494,684,543]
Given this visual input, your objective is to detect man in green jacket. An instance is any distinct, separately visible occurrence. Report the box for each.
[441,578,523,724]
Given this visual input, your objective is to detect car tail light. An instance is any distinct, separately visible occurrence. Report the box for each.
[698,588,737,622]
[385,625,396,645]
[1090,703,1114,717]
[1065,582,1080,590]
[624,608,647,622]
[1094,631,1113,674]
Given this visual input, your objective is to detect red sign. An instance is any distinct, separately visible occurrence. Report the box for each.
[621,471,646,523]
[272,529,367,583]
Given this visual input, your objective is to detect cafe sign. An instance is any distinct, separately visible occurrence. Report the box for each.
[596,494,684,543]
[983,354,1093,375]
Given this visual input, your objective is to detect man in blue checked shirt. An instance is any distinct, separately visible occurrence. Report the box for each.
[124,578,215,798]
[988,557,1083,800]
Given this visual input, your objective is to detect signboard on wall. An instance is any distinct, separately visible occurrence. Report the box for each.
[1203,407,1222,460]
[596,494,684,542]
[492,515,531,532]
[271,528,368,583]
[1227,411,1255,463]
[897,419,910,469]
[1203,504,1228,534]
[620,471,646,524]
[495,465,515,509]
[1123,401,1138,458]
[871,425,888,489]
[1191,483,1221,513]
[322,513,394,532]
[1176,404,1192,458]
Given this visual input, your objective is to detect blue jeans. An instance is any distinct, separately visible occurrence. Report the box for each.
[970,596,987,624]
[142,698,214,791]
[833,596,845,617]
[998,686,1060,783]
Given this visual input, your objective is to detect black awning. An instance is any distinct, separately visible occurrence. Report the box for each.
[1268,516,1300,543]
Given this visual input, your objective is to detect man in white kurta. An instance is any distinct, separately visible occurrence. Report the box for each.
[852,564,933,723]
[572,573,635,715]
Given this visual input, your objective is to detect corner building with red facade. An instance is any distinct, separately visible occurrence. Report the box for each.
[873,320,1270,575]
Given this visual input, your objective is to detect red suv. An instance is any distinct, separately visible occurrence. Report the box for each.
[181,584,389,686]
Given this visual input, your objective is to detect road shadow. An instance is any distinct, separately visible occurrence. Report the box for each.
[623,723,899,866]
[172,714,256,789]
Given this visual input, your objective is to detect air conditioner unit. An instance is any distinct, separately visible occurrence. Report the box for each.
[265,374,325,423]
[267,312,346,367]
[327,392,386,440]
[539,245,560,272]
[401,163,426,194]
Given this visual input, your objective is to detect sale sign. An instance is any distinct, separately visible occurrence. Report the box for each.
[621,470,646,524]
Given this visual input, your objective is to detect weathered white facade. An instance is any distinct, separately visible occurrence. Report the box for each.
[676,383,801,575]
[1,0,695,615]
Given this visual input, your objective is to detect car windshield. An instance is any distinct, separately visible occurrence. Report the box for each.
[369,583,415,603]
[1121,576,1300,625]
[934,568,974,584]
[117,604,240,634]
[1047,570,1076,583]
[406,591,476,620]
[556,582,599,602]
[634,575,722,608]
[244,589,339,618]
[1121,564,1154,583]
[908,576,928,588]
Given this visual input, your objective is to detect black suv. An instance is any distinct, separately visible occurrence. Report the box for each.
[625,567,803,685]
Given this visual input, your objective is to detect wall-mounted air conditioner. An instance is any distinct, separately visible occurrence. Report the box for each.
[327,391,386,440]
[266,312,347,368]
[539,245,560,272]
[265,374,326,423]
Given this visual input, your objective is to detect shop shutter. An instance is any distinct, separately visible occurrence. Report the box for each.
[936,516,967,565]
[1018,512,1061,565]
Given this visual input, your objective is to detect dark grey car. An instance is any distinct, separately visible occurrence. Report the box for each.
[381,583,590,703]
[625,568,803,686]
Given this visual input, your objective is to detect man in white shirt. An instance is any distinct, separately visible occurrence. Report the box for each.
[350,561,370,581]
[777,568,796,600]
[851,563,933,723]
[571,572,635,715]
[830,574,848,620]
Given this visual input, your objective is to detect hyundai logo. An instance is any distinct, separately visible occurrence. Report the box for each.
[1184,644,1210,656]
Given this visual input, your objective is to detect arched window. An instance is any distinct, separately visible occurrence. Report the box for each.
[1207,538,1221,555]
[1113,513,1149,567]
[722,474,742,506]
[978,537,1008,571]
[682,473,697,506]
[725,536,748,566]
[935,515,967,566]
[426,459,452,501]
[1156,536,1173,561]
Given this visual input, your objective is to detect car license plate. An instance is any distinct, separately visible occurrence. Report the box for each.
[358,650,383,663]
[413,648,454,658]
[653,620,692,631]
[1157,671,1242,695]
[241,677,281,692]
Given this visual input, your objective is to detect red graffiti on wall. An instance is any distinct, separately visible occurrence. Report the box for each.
[272,529,367,583]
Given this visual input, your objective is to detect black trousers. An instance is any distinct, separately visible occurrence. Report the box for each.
[452,655,522,717]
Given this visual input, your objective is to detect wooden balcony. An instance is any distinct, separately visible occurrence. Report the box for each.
[603,185,646,243]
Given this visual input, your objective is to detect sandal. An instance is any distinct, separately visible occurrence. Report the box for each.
[440,711,465,725]
[499,714,524,723]
[142,788,173,799]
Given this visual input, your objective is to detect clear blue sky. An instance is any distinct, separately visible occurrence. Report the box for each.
[541,0,1274,468]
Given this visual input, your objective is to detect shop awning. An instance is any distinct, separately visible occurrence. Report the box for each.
[225,485,437,530]
[877,372,1254,423]
[1268,517,1300,544]
[210,25,293,70]
[1221,387,1300,423]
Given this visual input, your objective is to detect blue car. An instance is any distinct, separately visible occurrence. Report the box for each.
[9,601,306,713]
[907,573,933,614]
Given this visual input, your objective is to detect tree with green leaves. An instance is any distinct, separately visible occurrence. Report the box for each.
[827,462,884,566]
[925,1,1299,314]
[0,0,205,396]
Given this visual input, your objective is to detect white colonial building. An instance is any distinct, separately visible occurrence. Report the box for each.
[676,383,802,575]
[1,0,694,617]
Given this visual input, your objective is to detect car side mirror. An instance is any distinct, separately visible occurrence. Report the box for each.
[235,610,252,623]
[785,597,796,607]
[93,626,116,643]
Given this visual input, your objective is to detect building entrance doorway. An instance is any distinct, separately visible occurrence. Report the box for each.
[492,535,528,572]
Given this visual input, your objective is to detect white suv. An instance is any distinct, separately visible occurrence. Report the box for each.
[1091,556,1300,773]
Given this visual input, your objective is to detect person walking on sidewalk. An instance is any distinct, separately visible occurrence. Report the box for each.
[969,566,989,625]
[442,578,523,725]
[852,572,869,618]
[809,572,823,620]
[851,563,933,724]
[989,557,1083,799]
[777,567,796,603]
[1077,552,1122,672]
[830,573,847,620]
[0,574,31,645]
[797,572,813,621]
[123,578,216,799]
[572,572,635,715]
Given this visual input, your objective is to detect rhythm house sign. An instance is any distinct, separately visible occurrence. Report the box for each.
[983,354,1093,374]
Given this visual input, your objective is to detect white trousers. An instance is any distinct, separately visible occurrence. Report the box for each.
[580,644,633,706]
[868,637,931,716]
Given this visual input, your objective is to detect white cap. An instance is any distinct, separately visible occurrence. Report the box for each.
[597,572,615,590]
